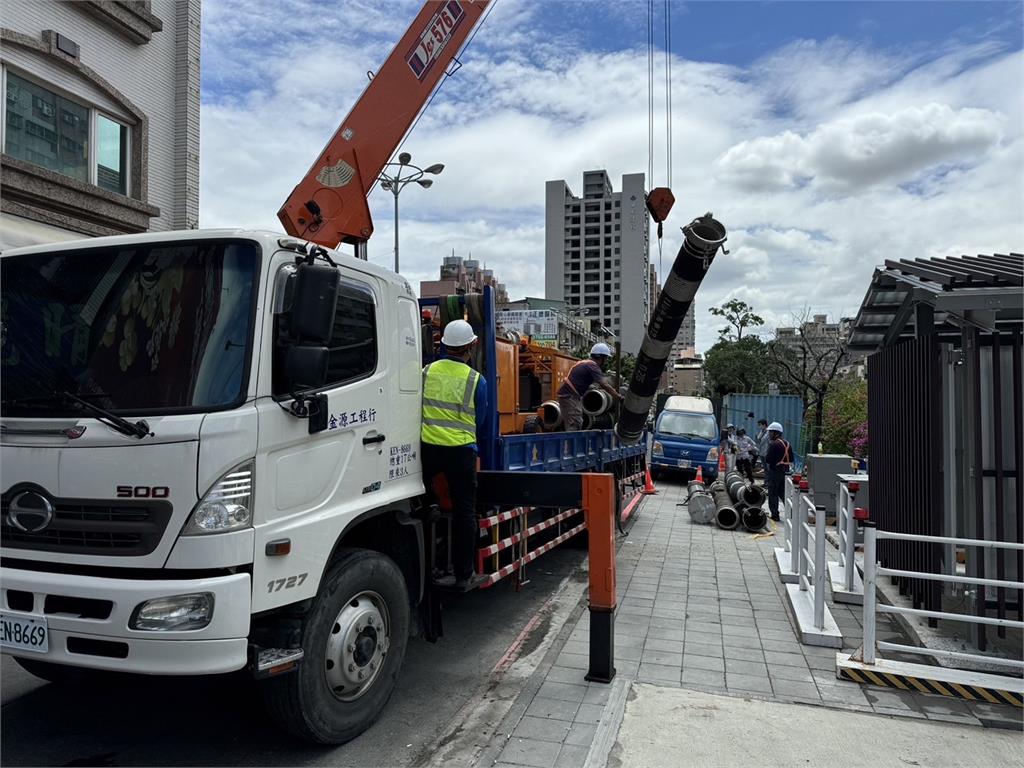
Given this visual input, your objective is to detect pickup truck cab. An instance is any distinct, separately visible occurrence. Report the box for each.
[650,397,719,481]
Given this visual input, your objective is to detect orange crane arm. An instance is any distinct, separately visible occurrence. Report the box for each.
[278,0,490,249]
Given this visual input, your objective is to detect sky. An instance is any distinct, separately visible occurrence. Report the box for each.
[199,0,1024,353]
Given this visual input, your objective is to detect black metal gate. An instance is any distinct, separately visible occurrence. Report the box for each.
[867,335,943,615]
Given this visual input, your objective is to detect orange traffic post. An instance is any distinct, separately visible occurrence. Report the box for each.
[583,473,617,683]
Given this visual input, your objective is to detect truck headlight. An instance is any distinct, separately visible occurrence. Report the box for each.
[652,441,664,455]
[707,447,719,461]
[183,459,254,535]
[130,593,214,631]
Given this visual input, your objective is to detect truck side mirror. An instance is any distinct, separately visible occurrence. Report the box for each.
[284,345,329,390]
[290,263,340,343]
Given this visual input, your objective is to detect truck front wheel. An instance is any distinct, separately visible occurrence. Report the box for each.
[261,548,410,744]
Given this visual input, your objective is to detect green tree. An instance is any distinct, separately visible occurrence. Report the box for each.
[702,336,774,398]
[709,299,764,341]
[807,376,867,454]
[608,351,636,388]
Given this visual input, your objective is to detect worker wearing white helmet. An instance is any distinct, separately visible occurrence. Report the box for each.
[764,421,792,522]
[421,319,489,590]
[555,342,623,431]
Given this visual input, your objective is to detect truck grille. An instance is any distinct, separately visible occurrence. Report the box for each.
[1,495,173,557]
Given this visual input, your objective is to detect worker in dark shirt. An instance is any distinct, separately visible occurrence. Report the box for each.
[421,319,489,590]
[556,342,622,430]
[764,421,792,522]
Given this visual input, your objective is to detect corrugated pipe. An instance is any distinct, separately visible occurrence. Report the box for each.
[582,388,614,416]
[616,213,728,445]
[583,412,614,430]
[539,400,562,430]
[741,505,768,533]
[710,480,739,530]
[687,480,716,525]
[725,470,767,508]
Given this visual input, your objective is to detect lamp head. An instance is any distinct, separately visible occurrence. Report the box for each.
[398,152,412,165]
[417,179,433,188]
[424,163,445,174]
[380,180,392,191]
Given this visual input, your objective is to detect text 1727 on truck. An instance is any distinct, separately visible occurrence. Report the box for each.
[0,230,647,743]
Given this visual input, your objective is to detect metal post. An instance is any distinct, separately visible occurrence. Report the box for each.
[844,487,858,592]
[814,504,827,629]
[837,484,846,567]
[796,495,807,592]
[583,473,616,683]
[791,484,804,577]
[393,185,400,274]
[862,523,878,664]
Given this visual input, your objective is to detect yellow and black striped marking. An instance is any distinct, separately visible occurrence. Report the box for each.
[839,667,1023,708]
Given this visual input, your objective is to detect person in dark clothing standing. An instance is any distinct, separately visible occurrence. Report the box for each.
[556,342,622,430]
[421,319,489,590]
[764,421,792,522]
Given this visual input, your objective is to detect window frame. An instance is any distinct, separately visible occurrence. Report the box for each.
[321,275,379,390]
[2,65,132,197]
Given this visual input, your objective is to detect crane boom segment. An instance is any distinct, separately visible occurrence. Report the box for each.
[277,0,490,248]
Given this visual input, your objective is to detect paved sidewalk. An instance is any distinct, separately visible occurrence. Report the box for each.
[480,474,1023,768]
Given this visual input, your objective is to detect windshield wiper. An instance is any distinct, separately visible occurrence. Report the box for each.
[59,391,152,439]
[2,392,152,439]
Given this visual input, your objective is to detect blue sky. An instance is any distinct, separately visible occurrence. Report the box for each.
[199,0,1024,352]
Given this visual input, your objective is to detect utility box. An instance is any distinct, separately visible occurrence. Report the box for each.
[803,454,853,516]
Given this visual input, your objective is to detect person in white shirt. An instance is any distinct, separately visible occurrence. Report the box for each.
[735,428,757,482]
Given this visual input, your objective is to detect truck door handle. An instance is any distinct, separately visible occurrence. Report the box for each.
[362,433,386,445]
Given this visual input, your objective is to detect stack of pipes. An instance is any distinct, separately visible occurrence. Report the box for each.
[723,470,768,532]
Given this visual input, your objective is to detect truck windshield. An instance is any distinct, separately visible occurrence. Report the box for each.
[1,239,259,416]
[658,412,718,440]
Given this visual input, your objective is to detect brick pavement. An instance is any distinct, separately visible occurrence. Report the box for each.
[483,475,1021,768]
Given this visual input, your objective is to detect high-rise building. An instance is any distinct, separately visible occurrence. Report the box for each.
[420,253,507,303]
[669,304,696,361]
[544,170,650,353]
[1,0,202,249]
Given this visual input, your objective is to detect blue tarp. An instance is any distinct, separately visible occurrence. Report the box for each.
[721,393,806,471]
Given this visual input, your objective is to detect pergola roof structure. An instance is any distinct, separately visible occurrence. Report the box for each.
[847,253,1023,352]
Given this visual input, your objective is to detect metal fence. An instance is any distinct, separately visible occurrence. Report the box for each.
[831,474,866,603]
[795,492,829,631]
[860,523,1024,672]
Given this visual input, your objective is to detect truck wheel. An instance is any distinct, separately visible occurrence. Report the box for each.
[261,548,410,744]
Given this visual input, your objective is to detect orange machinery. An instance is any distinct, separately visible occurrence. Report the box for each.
[492,336,578,434]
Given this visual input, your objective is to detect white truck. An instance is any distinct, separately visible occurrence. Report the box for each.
[1,230,432,743]
[0,229,647,743]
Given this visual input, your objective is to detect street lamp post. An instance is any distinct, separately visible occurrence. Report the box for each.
[377,151,444,274]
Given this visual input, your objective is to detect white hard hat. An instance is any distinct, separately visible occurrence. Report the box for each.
[768,421,784,433]
[590,342,612,357]
[441,319,477,347]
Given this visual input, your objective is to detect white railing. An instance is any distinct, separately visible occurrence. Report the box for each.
[830,475,866,602]
[795,492,828,631]
[861,525,1024,670]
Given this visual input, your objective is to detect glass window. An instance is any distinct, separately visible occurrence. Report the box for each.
[4,70,131,195]
[325,280,377,387]
[656,412,718,440]
[97,114,128,194]
[1,239,259,414]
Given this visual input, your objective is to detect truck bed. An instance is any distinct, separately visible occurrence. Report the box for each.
[497,429,646,472]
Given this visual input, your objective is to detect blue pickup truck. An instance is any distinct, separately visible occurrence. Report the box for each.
[650,396,720,482]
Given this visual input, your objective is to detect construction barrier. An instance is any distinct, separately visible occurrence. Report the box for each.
[773,475,801,584]
[783,491,842,647]
[827,474,867,604]
[837,523,1024,708]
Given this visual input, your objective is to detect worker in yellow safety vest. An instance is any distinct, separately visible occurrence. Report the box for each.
[421,319,489,590]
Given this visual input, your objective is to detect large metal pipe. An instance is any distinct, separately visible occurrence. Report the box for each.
[539,400,562,430]
[741,505,768,533]
[725,470,767,508]
[710,480,739,530]
[616,213,728,445]
[583,412,614,430]
[582,388,613,416]
[687,480,716,525]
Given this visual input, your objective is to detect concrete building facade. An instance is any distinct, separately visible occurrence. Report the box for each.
[545,170,651,353]
[420,253,508,303]
[1,0,201,250]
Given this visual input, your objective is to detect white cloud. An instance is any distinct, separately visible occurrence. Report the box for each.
[198,3,1024,355]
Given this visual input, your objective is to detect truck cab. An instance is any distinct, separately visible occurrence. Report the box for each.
[649,396,720,481]
[1,229,426,743]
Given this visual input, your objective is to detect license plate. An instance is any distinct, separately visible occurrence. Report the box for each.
[677,459,691,468]
[0,612,49,654]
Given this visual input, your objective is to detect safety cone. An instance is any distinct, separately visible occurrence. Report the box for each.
[694,466,704,484]
[642,465,658,494]
[718,451,726,473]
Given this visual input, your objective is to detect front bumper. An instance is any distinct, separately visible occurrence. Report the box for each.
[651,456,717,478]
[1,566,251,675]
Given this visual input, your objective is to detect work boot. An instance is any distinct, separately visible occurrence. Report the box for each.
[771,515,780,522]
[454,573,488,591]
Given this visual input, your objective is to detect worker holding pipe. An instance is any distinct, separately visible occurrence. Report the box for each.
[421,319,489,590]
[556,343,623,431]
[764,421,793,522]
